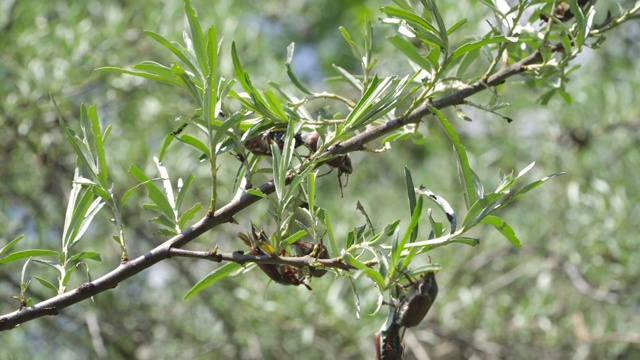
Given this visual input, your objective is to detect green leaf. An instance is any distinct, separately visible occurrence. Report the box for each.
[132,61,184,87]
[143,30,199,76]
[68,251,102,262]
[354,268,386,290]
[397,196,423,252]
[307,171,317,217]
[170,63,203,106]
[175,174,195,210]
[1,234,24,257]
[178,202,203,229]
[427,209,444,238]
[63,181,100,249]
[263,90,288,122]
[286,43,312,95]
[447,18,467,35]
[318,209,338,257]
[342,252,385,288]
[184,262,243,300]
[203,75,218,150]
[69,195,105,250]
[451,237,480,247]
[274,122,296,205]
[283,230,308,246]
[404,167,418,243]
[231,42,251,94]
[344,75,397,129]
[381,6,438,35]
[338,26,362,60]
[390,220,402,267]
[423,0,448,49]
[332,65,363,91]
[430,106,476,209]
[456,48,480,78]
[212,112,244,149]
[450,35,513,62]
[52,99,97,183]
[177,134,210,156]
[481,216,521,248]
[96,66,184,88]
[183,0,208,78]
[206,25,219,82]
[271,144,284,201]
[568,0,586,48]
[151,214,177,230]
[498,172,565,210]
[129,164,175,221]
[387,35,433,71]
[87,105,110,189]
[0,250,60,265]
[91,185,111,204]
[460,192,503,230]
[34,276,58,293]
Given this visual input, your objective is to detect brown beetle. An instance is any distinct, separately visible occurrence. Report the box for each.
[238,225,311,290]
[375,315,405,360]
[292,241,330,278]
[299,131,353,196]
[395,271,438,328]
[243,129,305,157]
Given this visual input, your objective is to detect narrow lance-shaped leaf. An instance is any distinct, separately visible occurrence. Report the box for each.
[52,99,98,182]
[450,35,514,62]
[175,174,195,211]
[387,35,433,71]
[69,195,105,250]
[178,134,210,157]
[64,185,97,250]
[286,43,312,95]
[183,0,208,78]
[184,262,244,300]
[178,202,203,230]
[481,215,521,248]
[429,106,477,209]
[143,30,200,77]
[498,172,565,210]
[170,63,203,107]
[404,167,419,242]
[129,164,176,222]
[0,250,60,265]
[423,0,449,49]
[1,235,24,257]
[332,65,363,91]
[206,25,218,82]
[87,105,109,189]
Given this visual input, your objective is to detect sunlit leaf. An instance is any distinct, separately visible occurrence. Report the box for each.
[184,262,243,300]
[481,215,521,248]
[0,250,60,265]
[1,234,24,257]
[429,106,477,209]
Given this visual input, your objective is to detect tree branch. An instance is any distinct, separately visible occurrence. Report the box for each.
[0,42,561,331]
[167,247,360,271]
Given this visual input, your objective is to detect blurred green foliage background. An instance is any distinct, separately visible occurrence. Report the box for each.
[1,0,639,359]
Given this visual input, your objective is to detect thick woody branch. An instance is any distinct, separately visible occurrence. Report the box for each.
[0,43,561,331]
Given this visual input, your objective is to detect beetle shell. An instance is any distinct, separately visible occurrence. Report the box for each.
[375,318,404,360]
[396,272,438,328]
[293,241,329,278]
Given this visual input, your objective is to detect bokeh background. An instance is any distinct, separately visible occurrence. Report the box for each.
[1,0,639,359]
